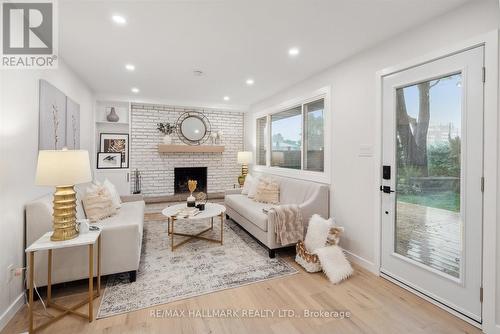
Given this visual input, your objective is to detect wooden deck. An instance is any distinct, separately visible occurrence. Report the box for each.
[396,201,461,278]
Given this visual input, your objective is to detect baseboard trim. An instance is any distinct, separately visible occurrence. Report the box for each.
[0,293,24,332]
[343,250,378,275]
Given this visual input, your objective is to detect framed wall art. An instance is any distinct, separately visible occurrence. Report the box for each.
[39,80,81,150]
[97,152,122,169]
[100,133,129,168]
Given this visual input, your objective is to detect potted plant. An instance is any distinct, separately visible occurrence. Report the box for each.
[157,122,175,144]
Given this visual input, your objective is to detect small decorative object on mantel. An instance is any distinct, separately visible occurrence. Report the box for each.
[107,107,120,122]
[157,122,175,144]
[210,132,218,144]
[187,179,197,207]
[196,192,207,211]
[216,130,223,144]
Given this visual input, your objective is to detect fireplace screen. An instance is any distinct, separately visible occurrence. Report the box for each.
[174,167,207,194]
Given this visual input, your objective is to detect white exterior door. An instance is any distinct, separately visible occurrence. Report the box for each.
[381,46,484,322]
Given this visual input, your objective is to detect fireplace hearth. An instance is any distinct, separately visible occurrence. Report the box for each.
[174,167,207,194]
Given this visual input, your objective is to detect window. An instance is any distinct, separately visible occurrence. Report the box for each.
[256,116,267,165]
[271,106,302,169]
[304,99,324,172]
[255,95,326,175]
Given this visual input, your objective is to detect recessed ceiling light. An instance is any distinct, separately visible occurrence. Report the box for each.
[246,78,254,86]
[112,15,126,25]
[288,47,300,56]
[223,96,230,101]
[131,87,139,93]
[125,64,135,71]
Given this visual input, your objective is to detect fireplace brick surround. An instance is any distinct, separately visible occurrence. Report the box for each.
[130,103,244,197]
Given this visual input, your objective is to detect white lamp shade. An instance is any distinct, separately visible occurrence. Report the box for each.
[237,151,253,164]
[36,150,92,186]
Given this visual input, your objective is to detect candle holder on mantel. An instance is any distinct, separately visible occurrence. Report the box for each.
[187,180,197,207]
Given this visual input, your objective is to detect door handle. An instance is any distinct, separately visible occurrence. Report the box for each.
[380,186,395,194]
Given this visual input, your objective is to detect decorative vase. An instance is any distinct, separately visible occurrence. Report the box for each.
[187,180,197,207]
[187,193,196,207]
[107,107,119,122]
[163,134,172,144]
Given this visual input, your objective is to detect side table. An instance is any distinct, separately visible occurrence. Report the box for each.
[25,230,102,333]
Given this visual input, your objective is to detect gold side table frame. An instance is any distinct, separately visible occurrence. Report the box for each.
[167,213,224,251]
[26,232,101,333]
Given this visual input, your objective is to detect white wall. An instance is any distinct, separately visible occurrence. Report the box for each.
[246,0,499,324]
[0,61,94,329]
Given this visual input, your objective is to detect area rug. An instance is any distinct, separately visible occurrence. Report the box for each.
[97,206,297,318]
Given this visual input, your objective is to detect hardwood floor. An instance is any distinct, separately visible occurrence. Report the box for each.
[1,257,480,334]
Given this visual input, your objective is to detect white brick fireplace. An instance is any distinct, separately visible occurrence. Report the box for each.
[130,103,244,197]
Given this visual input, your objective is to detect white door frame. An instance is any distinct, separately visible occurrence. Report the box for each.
[374,30,499,333]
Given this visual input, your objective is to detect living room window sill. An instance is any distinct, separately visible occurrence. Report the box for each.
[253,165,330,184]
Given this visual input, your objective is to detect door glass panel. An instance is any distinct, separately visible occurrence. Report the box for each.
[395,73,462,278]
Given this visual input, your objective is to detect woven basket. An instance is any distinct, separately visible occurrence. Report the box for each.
[295,240,322,272]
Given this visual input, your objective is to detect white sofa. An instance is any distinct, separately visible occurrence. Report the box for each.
[225,175,329,257]
[25,192,144,287]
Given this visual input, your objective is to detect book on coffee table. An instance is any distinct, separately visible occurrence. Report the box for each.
[175,207,200,218]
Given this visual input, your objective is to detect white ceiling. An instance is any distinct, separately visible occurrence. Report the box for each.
[59,0,473,109]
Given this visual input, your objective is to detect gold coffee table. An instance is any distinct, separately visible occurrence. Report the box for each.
[162,203,226,251]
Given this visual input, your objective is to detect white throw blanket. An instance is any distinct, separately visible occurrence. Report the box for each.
[267,204,303,245]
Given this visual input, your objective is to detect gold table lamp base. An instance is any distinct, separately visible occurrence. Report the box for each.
[51,185,79,241]
[238,163,249,187]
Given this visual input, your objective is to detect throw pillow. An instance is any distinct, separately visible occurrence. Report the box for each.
[103,178,122,209]
[326,226,344,246]
[304,214,334,253]
[241,174,254,195]
[247,176,260,198]
[82,186,116,222]
[254,178,280,204]
[316,245,353,284]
